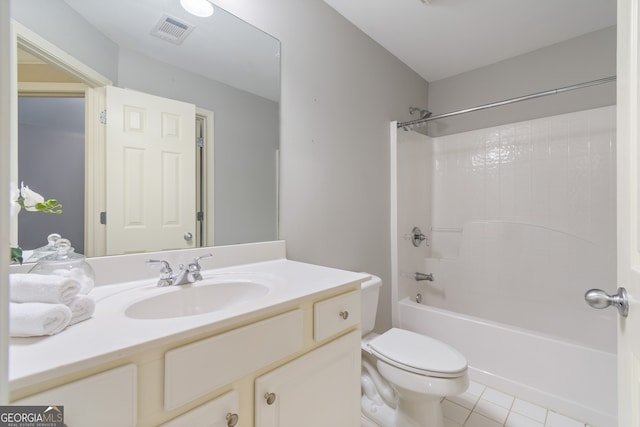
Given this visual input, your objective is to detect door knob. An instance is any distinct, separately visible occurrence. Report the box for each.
[264,392,276,405]
[584,287,629,317]
[184,232,193,241]
[226,413,239,427]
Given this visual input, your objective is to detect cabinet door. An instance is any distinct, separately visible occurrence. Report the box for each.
[13,364,137,427]
[255,330,361,427]
[160,390,239,427]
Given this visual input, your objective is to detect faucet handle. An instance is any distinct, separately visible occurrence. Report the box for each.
[146,259,174,286]
[187,253,213,281]
[189,253,212,270]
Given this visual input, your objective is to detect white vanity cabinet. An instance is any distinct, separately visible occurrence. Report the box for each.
[255,330,361,427]
[12,364,138,427]
[159,391,240,427]
[10,275,363,427]
[164,309,305,411]
[254,290,362,427]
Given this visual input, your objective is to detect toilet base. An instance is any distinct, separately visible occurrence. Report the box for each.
[361,394,445,427]
[396,397,444,427]
[361,394,394,427]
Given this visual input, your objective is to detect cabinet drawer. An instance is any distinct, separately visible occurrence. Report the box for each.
[160,390,239,427]
[314,290,360,342]
[165,309,304,410]
[13,364,137,427]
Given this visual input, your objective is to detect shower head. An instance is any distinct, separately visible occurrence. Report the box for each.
[409,106,432,119]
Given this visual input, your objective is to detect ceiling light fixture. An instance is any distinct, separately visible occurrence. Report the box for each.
[180,0,214,17]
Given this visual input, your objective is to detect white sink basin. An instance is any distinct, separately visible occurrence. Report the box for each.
[125,279,270,319]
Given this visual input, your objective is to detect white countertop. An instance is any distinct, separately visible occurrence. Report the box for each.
[9,258,368,391]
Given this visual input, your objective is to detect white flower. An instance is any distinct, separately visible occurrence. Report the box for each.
[20,182,45,211]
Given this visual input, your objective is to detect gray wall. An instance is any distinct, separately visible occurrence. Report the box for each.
[10,0,119,82]
[426,26,616,136]
[214,0,430,332]
[18,97,85,253]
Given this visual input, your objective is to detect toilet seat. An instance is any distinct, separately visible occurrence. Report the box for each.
[366,328,467,378]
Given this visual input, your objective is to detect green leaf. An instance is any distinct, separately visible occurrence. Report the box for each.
[10,246,23,265]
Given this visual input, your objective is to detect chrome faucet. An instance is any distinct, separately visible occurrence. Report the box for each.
[147,253,213,287]
[415,272,434,282]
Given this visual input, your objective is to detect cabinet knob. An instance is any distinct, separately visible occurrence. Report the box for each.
[226,413,239,427]
[339,310,349,320]
[264,392,277,405]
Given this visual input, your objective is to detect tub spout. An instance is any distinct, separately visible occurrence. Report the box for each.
[415,272,434,282]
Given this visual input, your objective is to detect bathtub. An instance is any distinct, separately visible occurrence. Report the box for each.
[397,298,616,427]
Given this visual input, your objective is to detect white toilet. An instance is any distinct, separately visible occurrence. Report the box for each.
[360,275,469,427]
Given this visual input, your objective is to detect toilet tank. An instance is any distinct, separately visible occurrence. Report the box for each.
[361,274,382,336]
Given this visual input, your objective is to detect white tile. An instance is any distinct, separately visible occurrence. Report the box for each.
[467,381,486,397]
[475,398,510,424]
[465,412,503,427]
[545,411,585,427]
[444,417,463,427]
[512,399,547,423]
[447,392,480,411]
[447,390,480,409]
[360,416,379,427]
[442,399,471,425]
[481,387,515,409]
[505,412,544,427]
[446,382,483,410]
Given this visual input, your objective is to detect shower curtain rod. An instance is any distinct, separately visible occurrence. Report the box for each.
[397,75,616,130]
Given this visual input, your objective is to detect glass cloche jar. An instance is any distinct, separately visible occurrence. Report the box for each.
[29,238,95,294]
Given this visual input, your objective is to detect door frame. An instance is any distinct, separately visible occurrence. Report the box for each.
[196,108,215,247]
[9,20,111,254]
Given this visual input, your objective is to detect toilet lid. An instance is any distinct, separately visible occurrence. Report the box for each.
[367,328,467,378]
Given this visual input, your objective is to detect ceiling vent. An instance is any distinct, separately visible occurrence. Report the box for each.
[150,14,195,45]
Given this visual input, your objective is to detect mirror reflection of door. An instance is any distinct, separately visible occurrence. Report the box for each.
[103,86,196,255]
[16,46,207,257]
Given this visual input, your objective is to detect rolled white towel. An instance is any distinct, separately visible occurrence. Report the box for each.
[10,273,81,305]
[9,302,72,337]
[51,268,95,295]
[67,295,96,326]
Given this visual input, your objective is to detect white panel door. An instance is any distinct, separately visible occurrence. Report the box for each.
[617,0,640,424]
[105,86,196,255]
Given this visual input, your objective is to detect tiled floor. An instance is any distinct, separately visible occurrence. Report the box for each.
[443,381,590,427]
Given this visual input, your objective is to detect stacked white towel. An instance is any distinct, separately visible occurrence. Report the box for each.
[67,295,96,326]
[9,302,72,337]
[9,274,96,337]
[10,273,80,305]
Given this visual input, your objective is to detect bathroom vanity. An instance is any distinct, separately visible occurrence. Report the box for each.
[9,242,365,426]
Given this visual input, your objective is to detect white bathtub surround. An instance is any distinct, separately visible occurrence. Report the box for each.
[399,300,615,427]
[392,106,617,427]
[426,106,617,352]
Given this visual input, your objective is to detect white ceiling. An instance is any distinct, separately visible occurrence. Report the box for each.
[62,0,281,101]
[323,0,617,82]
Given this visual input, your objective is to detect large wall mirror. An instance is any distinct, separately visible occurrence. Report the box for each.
[10,0,280,259]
